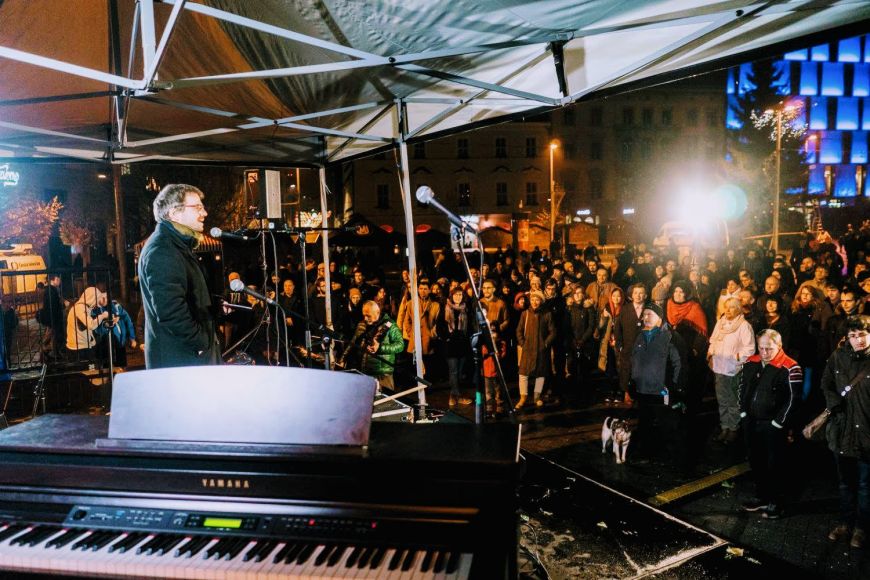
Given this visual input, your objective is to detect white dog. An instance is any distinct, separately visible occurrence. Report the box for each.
[601,417,632,464]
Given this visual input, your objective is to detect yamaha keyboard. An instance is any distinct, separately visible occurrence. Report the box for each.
[0,415,521,579]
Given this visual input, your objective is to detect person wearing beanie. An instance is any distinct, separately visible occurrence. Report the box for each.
[515,290,556,409]
[629,301,682,462]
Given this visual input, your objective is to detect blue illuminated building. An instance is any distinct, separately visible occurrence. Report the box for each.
[727,35,870,198]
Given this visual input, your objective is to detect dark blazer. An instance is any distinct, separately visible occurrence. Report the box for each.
[613,303,644,356]
[630,325,681,396]
[138,221,221,369]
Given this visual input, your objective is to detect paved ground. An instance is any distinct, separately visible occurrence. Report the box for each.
[427,377,870,579]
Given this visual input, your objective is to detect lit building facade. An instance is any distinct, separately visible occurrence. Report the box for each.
[727,34,870,198]
[550,75,727,230]
[351,121,551,234]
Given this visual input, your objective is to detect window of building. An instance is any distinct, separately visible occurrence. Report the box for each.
[457,138,469,159]
[640,139,653,160]
[457,182,471,206]
[661,108,673,126]
[589,141,603,161]
[563,108,576,126]
[590,107,603,126]
[686,109,698,126]
[526,137,537,158]
[496,182,508,206]
[495,137,507,158]
[589,171,604,200]
[620,140,633,162]
[622,107,635,126]
[413,142,426,159]
[376,184,389,209]
[525,182,539,206]
[706,109,719,127]
[642,108,653,127]
[563,142,576,160]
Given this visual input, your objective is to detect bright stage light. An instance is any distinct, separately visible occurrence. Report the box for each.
[673,184,747,223]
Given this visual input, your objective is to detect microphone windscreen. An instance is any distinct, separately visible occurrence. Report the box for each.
[415,185,434,204]
[209,227,222,238]
[229,278,245,292]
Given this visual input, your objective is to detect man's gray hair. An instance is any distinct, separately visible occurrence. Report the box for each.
[153,184,204,223]
[757,329,783,348]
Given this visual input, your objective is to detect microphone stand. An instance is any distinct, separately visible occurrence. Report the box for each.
[453,229,516,425]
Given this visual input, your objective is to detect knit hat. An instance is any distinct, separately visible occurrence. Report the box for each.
[529,290,545,302]
[643,302,664,321]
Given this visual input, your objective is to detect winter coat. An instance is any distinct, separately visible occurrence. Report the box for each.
[138,221,221,368]
[565,302,594,353]
[708,315,755,376]
[821,344,870,459]
[613,303,643,358]
[517,306,556,377]
[402,297,440,355]
[630,325,682,397]
[739,352,802,427]
[348,314,405,378]
[480,296,509,334]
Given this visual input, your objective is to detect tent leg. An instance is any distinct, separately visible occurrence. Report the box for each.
[397,104,427,414]
[319,166,334,369]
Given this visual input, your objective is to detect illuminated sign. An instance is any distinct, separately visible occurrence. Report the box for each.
[0,164,19,187]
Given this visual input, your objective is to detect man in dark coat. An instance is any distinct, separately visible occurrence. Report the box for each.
[42,273,67,359]
[614,283,647,405]
[630,302,682,461]
[821,315,870,549]
[138,184,221,369]
[738,329,802,520]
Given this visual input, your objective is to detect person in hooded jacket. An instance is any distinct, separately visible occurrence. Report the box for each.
[821,315,870,549]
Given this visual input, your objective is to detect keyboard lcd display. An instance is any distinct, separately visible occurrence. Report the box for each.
[202,517,242,529]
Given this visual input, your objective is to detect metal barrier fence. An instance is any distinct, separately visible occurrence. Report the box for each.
[0,267,113,373]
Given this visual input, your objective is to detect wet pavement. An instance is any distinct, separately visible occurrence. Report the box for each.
[430,378,870,579]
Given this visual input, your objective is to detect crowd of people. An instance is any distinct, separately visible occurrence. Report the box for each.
[217,219,870,544]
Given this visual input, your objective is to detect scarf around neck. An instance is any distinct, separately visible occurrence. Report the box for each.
[168,220,203,249]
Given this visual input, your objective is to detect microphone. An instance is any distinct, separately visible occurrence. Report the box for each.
[229,278,277,306]
[210,227,252,242]
[415,186,477,235]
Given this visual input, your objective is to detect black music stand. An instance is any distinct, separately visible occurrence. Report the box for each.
[99,366,377,456]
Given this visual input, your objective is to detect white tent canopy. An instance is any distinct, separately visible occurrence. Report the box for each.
[3,0,867,408]
[0,0,868,165]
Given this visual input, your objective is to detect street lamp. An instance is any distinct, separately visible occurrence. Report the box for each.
[766,103,798,254]
[549,140,559,244]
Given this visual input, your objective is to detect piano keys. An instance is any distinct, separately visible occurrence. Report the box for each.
[0,415,521,579]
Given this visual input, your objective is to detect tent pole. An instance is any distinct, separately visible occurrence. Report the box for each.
[319,165,334,370]
[397,101,427,413]
[111,164,128,305]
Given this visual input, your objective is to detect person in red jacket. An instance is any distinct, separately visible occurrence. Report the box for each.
[482,329,508,418]
[738,329,803,520]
